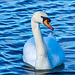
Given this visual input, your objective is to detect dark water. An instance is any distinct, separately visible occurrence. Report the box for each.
[0,0,75,75]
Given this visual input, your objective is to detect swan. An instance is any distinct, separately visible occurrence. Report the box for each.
[23,11,65,70]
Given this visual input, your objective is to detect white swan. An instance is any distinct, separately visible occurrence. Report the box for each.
[23,11,65,70]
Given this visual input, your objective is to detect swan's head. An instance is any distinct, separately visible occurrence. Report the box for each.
[31,11,54,30]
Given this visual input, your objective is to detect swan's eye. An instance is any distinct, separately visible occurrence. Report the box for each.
[41,16,51,23]
[47,21,49,24]
[47,18,51,23]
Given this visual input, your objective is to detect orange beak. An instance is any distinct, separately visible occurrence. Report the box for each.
[43,20,54,30]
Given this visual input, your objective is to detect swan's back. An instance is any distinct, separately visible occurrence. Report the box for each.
[44,37,65,68]
[23,37,65,68]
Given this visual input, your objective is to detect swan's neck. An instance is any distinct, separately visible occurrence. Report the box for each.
[31,21,50,69]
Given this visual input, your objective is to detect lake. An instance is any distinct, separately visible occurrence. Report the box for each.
[0,0,75,75]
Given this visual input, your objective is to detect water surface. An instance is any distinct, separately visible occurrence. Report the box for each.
[0,0,75,74]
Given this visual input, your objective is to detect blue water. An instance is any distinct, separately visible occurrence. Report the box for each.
[0,0,75,74]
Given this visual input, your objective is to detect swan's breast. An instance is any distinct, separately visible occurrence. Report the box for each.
[23,37,36,67]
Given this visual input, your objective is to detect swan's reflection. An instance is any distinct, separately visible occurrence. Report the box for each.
[23,63,64,75]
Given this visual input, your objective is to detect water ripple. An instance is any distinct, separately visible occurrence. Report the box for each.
[0,0,75,74]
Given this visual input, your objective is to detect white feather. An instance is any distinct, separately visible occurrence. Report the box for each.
[23,11,65,70]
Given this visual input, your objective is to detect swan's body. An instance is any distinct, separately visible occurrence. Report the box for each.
[23,11,65,70]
